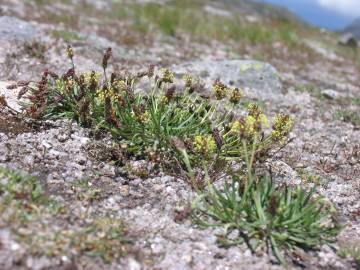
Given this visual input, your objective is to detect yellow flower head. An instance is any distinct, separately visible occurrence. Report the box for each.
[95,79,126,103]
[160,68,174,84]
[132,105,149,123]
[247,103,261,118]
[66,45,74,59]
[247,103,269,128]
[82,72,102,85]
[213,79,227,100]
[230,116,259,138]
[229,88,244,104]
[112,80,127,93]
[259,114,269,128]
[230,120,243,134]
[183,74,193,88]
[271,113,294,141]
[244,115,257,136]
[65,78,75,89]
[193,135,216,156]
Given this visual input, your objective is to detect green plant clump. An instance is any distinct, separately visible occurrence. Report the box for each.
[21,47,293,187]
[193,147,341,264]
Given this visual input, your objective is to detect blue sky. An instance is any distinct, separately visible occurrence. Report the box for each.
[259,0,360,30]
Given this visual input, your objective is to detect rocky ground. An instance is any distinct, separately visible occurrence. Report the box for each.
[0,0,360,269]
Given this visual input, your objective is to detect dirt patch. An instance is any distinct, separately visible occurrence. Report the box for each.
[0,112,31,135]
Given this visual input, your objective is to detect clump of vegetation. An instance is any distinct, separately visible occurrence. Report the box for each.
[193,146,341,264]
[6,44,343,266]
[19,47,293,187]
[0,167,131,264]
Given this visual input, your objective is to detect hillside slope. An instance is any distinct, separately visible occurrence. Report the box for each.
[344,17,360,39]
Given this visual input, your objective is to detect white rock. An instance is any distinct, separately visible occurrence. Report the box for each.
[321,89,341,100]
[0,81,22,111]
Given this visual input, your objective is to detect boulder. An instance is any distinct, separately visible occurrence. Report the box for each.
[338,33,358,48]
[0,16,37,42]
[172,59,282,101]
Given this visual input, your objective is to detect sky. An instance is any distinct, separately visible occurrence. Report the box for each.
[259,0,360,30]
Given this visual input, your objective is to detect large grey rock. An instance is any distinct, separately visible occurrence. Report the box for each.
[173,60,282,101]
[0,16,37,42]
[78,34,155,62]
[86,35,125,55]
[338,33,358,48]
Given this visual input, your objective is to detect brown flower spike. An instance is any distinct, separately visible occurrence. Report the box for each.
[102,48,112,71]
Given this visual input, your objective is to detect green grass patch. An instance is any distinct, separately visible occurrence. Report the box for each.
[193,156,341,264]
[51,30,84,42]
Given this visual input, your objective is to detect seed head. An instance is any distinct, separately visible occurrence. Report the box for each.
[193,135,216,156]
[247,103,269,129]
[148,64,155,78]
[229,88,244,105]
[271,113,294,141]
[268,195,280,217]
[66,45,74,60]
[160,68,174,84]
[183,74,193,88]
[102,47,112,70]
[247,103,261,119]
[212,128,222,150]
[213,79,227,100]
[132,104,148,123]
[230,120,243,134]
[244,115,257,136]
[165,86,176,102]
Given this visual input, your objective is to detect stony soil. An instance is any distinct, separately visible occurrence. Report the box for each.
[0,0,359,269]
